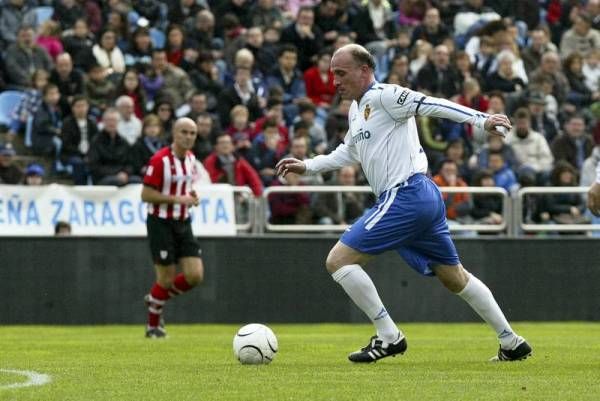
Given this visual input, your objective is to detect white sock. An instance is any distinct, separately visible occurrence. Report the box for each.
[457,273,519,349]
[332,264,401,343]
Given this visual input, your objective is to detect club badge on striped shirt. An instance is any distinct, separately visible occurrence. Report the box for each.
[364,104,371,120]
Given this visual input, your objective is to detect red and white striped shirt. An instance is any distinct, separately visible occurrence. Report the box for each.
[143,146,198,220]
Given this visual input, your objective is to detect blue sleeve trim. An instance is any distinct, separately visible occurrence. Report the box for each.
[414,96,426,115]
[419,101,474,117]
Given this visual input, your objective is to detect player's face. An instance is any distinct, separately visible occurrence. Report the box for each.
[331,52,367,101]
[173,121,198,151]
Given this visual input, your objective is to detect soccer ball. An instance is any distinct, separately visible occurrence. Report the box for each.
[233,323,278,365]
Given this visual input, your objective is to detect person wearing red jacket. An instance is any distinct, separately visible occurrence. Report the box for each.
[203,133,263,196]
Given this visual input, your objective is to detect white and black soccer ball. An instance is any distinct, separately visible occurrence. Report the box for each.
[233,323,278,365]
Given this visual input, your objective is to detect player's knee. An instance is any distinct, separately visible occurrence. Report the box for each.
[325,252,343,274]
[185,269,203,286]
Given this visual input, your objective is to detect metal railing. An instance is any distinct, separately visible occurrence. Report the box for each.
[260,186,510,234]
[516,187,600,233]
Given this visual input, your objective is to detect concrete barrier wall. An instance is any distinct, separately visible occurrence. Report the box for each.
[0,237,598,324]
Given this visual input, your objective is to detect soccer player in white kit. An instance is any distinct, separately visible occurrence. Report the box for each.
[276,44,532,363]
[588,161,600,216]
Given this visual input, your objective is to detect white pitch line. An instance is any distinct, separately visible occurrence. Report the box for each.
[0,369,52,389]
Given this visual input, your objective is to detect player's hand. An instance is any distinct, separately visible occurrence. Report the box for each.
[275,158,306,177]
[484,114,511,137]
[587,182,600,216]
[179,194,199,207]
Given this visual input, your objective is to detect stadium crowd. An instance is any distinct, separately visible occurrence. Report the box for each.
[0,0,599,227]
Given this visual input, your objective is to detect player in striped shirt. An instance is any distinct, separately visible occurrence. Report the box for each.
[141,117,204,338]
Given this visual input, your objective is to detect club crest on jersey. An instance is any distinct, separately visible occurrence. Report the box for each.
[364,104,371,120]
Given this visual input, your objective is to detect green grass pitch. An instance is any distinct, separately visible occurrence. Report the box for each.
[1,323,599,401]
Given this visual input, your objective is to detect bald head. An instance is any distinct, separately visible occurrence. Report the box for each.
[333,44,376,71]
[173,117,197,131]
[172,117,198,155]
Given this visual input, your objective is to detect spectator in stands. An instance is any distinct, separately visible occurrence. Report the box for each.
[88,108,142,186]
[546,161,589,225]
[315,0,349,46]
[105,10,130,50]
[325,99,351,151]
[218,67,263,127]
[131,113,166,177]
[6,69,49,142]
[248,118,285,186]
[564,52,600,109]
[530,51,570,104]
[248,0,284,31]
[54,221,72,236]
[61,18,95,72]
[4,25,53,88]
[293,101,327,155]
[583,49,600,93]
[132,0,165,30]
[92,29,126,76]
[116,69,148,119]
[225,104,253,147]
[183,92,208,122]
[473,134,518,172]
[193,112,216,162]
[252,97,289,147]
[303,47,335,110]
[470,169,503,225]
[0,0,35,47]
[85,64,116,118]
[243,26,277,77]
[313,165,368,225]
[203,133,263,196]
[167,0,205,27]
[488,150,519,194]
[280,6,323,71]
[384,53,412,87]
[410,7,450,47]
[116,95,143,146]
[268,171,312,224]
[31,84,64,169]
[560,13,600,59]
[186,9,219,53]
[471,35,496,80]
[153,99,176,139]
[551,114,595,171]
[165,24,186,67]
[36,20,64,62]
[527,91,560,144]
[50,53,85,109]
[485,50,527,95]
[266,44,307,124]
[23,163,45,186]
[124,26,153,71]
[230,48,269,105]
[283,135,323,186]
[150,48,195,109]
[188,51,223,112]
[54,0,85,31]
[453,50,477,83]
[60,95,97,185]
[415,44,461,99]
[0,143,23,184]
[433,159,472,223]
[444,138,472,184]
[507,108,554,185]
[522,27,558,74]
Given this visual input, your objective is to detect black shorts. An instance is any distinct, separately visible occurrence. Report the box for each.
[146,214,202,265]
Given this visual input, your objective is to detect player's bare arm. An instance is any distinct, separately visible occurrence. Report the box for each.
[141,185,199,207]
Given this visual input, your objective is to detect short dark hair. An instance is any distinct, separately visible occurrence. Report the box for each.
[71,95,88,107]
[279,44,298,58]
[514,107,530,120]
[54,221,71,235]
[348,46,376,71]
[263,117,279,131]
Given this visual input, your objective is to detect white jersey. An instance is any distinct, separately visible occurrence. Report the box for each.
[304,82,490,196]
